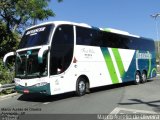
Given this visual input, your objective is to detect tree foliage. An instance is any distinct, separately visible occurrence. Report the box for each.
[0,0,63,84]
[0,59,14,84]
[0,0,62,58]
[155,41,160,59]
[0,21,19,58]
[0,0,57,33]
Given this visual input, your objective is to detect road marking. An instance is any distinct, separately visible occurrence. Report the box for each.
[110,107,157,114]
[43,102,51,105]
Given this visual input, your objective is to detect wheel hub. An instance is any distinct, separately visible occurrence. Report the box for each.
[79,81,85,93]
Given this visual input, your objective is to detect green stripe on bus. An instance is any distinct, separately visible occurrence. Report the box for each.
[151,68,157,77]
[111,48,125,78]
[147,51,151,78]
[103,28,111,32]
[101,47,119,84]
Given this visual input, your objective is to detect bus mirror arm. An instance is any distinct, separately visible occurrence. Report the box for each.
[38,46,49,63]
[3,52,15,67]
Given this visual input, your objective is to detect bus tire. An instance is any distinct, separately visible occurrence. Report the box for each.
[76,77,86,96]
[141,71,147,83]
[134,71,141,85]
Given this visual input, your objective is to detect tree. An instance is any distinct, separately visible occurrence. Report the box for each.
[155,41,160,65]
[0,0,63,84]
[0,21,19,58]
[0,0,62,57]
[0,0,62,33]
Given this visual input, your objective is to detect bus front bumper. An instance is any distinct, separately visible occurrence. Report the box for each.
[15,83,51,95]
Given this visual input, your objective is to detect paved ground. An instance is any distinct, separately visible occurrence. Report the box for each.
[0,76,160,120]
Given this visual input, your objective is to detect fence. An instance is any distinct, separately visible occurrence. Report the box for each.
[0,83,15,92]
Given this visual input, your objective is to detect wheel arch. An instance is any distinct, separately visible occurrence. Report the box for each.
[142,69,147,76]
[135,70,141,76]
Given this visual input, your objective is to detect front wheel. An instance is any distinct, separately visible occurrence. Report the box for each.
[76,78,86,96]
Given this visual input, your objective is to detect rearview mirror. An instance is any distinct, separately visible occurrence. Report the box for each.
[38,46,49,63]
[3,52,15,67]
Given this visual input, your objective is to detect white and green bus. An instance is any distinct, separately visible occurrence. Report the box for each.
[3,21,157,96]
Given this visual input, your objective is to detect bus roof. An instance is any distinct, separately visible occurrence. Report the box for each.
[104,28,140,38]
[27,21,91,30]
[27,21,146,39]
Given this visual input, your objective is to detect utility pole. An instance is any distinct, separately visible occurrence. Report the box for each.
[151,13,160,66]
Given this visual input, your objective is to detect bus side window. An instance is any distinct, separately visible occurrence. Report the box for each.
[50,25,74,75]
[76,27,92,46]
[76,26,102,46]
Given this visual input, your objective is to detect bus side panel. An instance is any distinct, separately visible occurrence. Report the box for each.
[119,49,157,82]
[49,69,78,95]
[74,45,137,88]
[100,48,138,83]
[148,50,157,78]
[117,49,136,82]
[75,45,113,88]
[75,45,157,87]
[135,50,157,79]
[49,45,157,95]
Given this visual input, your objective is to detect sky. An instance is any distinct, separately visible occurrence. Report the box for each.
[42,0,160,40]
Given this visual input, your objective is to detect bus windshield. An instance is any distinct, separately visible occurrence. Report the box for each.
[15,49,48,79]
[18,24,54,49]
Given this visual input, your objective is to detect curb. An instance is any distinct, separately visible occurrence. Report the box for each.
[0,92,18,99]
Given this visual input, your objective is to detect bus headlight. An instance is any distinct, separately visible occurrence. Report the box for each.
[35,82,48,87]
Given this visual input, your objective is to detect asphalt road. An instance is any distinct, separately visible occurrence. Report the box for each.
[0,76,160,120]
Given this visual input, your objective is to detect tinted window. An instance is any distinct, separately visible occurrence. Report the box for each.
[19,24,53,49]
[76,26,101,46]
[76,26,155,51]
[100,32,129,49]
[50,25,74,75]
[102,33,155,51]
[15,49,48,79]
[127,37,155,51]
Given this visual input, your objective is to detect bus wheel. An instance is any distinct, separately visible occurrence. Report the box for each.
[76,78,86,96]
[134,72,141,85]
[141,71,147,83]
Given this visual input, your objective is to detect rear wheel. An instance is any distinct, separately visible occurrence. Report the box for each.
[76,78,86,96]
[141,71,147,83]
[134,72,141,85]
